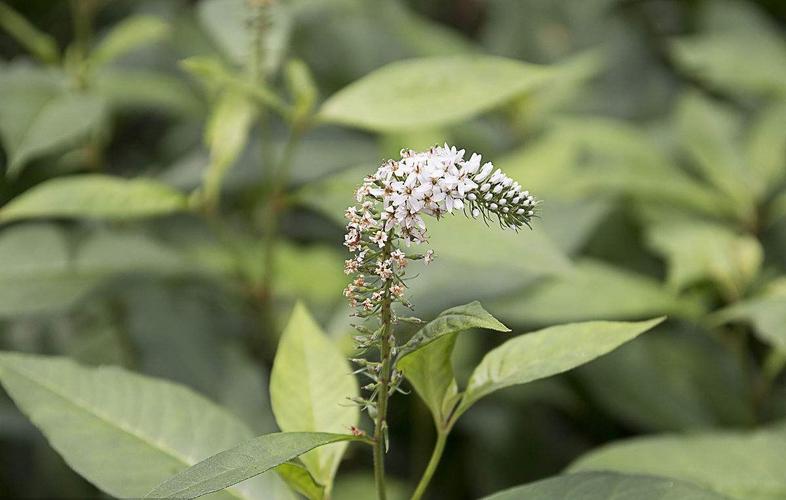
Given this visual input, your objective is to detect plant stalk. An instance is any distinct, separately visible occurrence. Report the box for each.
[373,236,395,500]
[410,429,447,500]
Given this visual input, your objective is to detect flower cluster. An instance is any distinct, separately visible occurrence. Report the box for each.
[344,143,538,316]
[343,144,537,416]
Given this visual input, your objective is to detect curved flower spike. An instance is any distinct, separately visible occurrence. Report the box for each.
[343,144,539,318]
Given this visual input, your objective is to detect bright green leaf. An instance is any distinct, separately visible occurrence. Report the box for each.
[319,55,551,132]
[457,317,665,417]
[270,303,359,487]
[0,352,292,499]
[90,15,169,69]
[397,302,508,424]
[203,90,257,208]
[482,471,728,500]
[570,421,786,500]
[0,174,188,222]
[147,432,362,499]
[275,462,324,500]
[747,102,786,193]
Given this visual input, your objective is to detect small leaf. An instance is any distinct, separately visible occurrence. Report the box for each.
[90,15,169,69]
[0,352,291,499]
[319,55,551,132]
[646,221,763,300]
[457,317,664,417]
[147,432,362,499]
[0,174,188,222]
[203,90,257,209]
[5,92,106,176]
[398,301,509,358]
[482,471,728,500]
[397,302,508,424]
[0,3,58,63]
[570,422,786,500]
[270,303,359,487]
[746,102,786,193]
[275,463,324,500]
[713,278,786,350]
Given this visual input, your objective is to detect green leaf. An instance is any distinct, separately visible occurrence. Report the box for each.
[203,91,257,208]
[319,55,551,132]
[0,174,188,222]
[0,352,292,499]
[747,102,786,193]
[713,278,786,350]
[0,225,184,318]
[0,3,58,63]
[482,471,728,500]
[4,91,106,176]
[570,421,786,500]
[671,32,786,98]
[275,463,324,500]
[270,303,359,487]
[457,317,665,417]
[397,302,509,424]
[646,221,763,300]
[147,432,362,499]
[197,0,291,75]
[489,259,692,325]
[90,15,169,69]
[93,68,202,116]
[398,301,509,358]
[578,330,755,432]
[676,92,758,215]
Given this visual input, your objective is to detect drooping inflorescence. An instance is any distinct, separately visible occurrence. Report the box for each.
[343,144,538,415]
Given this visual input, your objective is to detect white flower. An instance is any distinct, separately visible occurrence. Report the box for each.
[372,231,388,248]
[424,249,434,265]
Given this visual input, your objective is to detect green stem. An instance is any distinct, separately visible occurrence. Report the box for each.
[410,429,447,500]
[373,237,394,500]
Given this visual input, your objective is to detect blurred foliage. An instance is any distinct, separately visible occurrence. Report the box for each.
[0,0,784,499]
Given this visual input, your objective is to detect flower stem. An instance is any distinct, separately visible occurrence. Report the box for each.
[373,237,394,500]
[410,429,447,500]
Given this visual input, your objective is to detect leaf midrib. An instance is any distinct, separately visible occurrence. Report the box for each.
[1,361,248,500]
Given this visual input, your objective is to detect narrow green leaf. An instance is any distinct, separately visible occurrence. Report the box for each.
[275,463,324,500]
[676,92,757,215]
[0,352,292,499]
[147,432,362,499]
[0,174,188,222]
[457,317,665,417]
[398,301,509,359]
[319,55,551,132]
[203,90,257,208]
[0,3,58,63]
[482,471,728,500]
[570,422,786,500]
[6,92,106,176]
[270,303,359,487]
[396,303,508,424]
[90,15,169,69]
